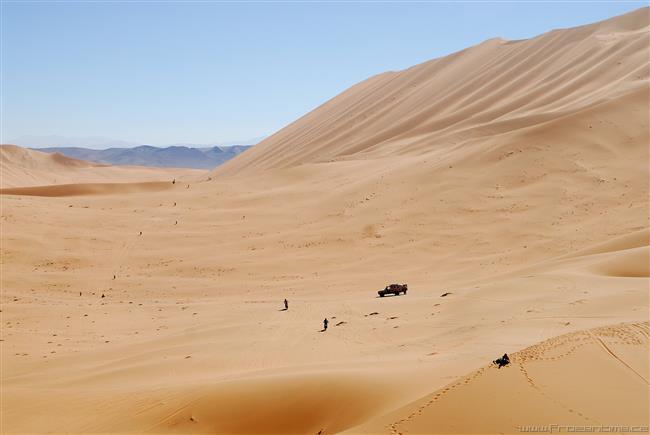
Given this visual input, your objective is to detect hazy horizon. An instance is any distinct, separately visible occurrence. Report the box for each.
[7,134,266,150]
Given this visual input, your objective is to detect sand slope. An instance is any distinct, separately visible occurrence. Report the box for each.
[353,322,649,434]
[214,7,649,176]
[1,7,649,435]
[0,145,203,188]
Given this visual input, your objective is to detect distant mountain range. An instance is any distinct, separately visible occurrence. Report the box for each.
[35,145,253,169]
[11,134,266,149]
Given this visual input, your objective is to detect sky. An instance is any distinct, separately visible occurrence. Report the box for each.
[1,1,646,148]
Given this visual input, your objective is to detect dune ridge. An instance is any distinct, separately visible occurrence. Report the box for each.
[213,7,649,176]
[354,321,650,434]
[0,181,174,197]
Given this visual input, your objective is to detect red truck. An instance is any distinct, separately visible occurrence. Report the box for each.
[378,283,408,297]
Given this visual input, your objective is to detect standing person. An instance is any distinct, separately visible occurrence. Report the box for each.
[323,318,329,331]
[284,299,288,310]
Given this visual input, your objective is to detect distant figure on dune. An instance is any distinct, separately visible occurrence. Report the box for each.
[101,293,105,298]
[113,275,116,280]
[323,318,329,331]
[139,231,142,236]
[284,299,288,310]
[172,179,175,185]
[494,353,510,368]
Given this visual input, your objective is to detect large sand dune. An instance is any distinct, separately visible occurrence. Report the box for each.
[214,7,648,175]
[1,7,648,435]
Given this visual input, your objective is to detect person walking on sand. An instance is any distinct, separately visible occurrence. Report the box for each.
[323,318,329,331]
[284,299,288,310]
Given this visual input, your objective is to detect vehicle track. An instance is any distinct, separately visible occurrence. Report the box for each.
[587,330,649,385]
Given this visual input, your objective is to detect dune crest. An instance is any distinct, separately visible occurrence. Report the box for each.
[352,322,649,434]
[0,181,174,197]
[213,7,649,176]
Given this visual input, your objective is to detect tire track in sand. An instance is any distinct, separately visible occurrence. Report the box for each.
[587,330,649,385]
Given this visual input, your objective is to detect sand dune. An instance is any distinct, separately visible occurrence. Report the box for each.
[214,7,648,176]
[1,7,648,435]
[145,371,405,435]
[353,322,649,434]
[0,145,203,188]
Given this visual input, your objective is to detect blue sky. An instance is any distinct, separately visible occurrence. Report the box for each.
[1,1,645,147]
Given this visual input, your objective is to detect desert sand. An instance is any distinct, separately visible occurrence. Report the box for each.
[1,8,648,435]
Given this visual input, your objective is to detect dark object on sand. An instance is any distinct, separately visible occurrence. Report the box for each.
[284,299,288,310]
[440,292,451,297]
[494,353,510,368]
[323,318,329,331]
[378,284,408,297]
